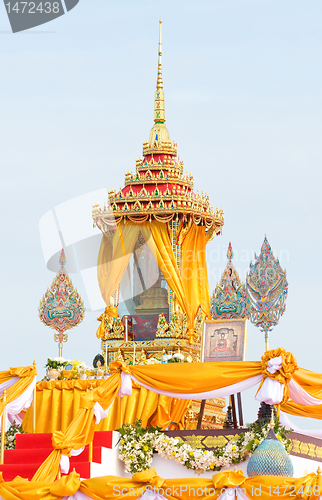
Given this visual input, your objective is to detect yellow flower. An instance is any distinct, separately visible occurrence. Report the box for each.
[164,438,169,443]
[232,445,237,452]
[189,451,194,456]
[210,463,215,469]
[143,445,149,451]
[204,450,207,454]
[132,442,136,447]
[254,439,259,445]
[171,451,176,456]
[121,440,125,445]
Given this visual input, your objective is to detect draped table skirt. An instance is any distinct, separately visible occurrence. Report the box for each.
[22,379,190,433]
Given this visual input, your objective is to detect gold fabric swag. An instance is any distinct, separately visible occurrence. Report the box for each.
[97,220,210,343]
[1,467,322,500]
[22,380,190,433]
[29,349,322,483]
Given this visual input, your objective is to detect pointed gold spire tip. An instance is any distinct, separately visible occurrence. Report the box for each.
[157,19,163,91]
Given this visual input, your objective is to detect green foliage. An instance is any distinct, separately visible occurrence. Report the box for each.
[45,358,68,370]
[5,421,25,450]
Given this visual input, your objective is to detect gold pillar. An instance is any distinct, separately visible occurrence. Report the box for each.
[32,360,37,433]
[1,391,6,465]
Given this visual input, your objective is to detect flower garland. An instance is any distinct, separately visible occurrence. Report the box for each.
[118,420,291,475]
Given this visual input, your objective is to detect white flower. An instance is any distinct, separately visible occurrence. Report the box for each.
[173,352,184,360]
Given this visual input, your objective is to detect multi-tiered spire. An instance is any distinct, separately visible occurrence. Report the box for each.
[93,21,224,237]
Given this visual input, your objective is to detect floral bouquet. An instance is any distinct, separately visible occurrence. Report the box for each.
[45,357,68,370]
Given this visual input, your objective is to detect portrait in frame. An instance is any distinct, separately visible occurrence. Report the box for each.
[203,319,248,362]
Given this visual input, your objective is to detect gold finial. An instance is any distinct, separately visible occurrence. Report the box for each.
[153,20,165,125]
[147,21,171,147]
[317,466,321,476]
[270,408,275,429]
[157,20,163,91]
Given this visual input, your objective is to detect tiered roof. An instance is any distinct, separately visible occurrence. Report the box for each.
[93,21,224,238]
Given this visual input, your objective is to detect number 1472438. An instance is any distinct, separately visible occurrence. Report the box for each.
[5,2,61,13]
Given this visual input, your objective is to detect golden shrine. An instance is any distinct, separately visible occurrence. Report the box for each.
[91,20,226,429]
[92,21,224,370]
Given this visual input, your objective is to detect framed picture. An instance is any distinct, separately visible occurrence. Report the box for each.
[202,319,248,362]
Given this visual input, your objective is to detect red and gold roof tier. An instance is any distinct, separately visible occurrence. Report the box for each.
[92,21,224,239]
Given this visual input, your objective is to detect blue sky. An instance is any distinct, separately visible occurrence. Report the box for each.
[0,0,321,427]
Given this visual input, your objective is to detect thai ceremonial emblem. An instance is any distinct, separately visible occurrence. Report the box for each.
[246,237,288,348]
[210,243,246,320]
[39,249,85,355]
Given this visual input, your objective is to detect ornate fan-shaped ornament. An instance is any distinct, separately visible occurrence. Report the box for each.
[246,237,288,349]
[39,249,85,356]
[210,243,246,320]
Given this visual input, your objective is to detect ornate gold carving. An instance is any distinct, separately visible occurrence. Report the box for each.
[299,442,309,455]
[168,311,188,339]
[226,434,240,441]
[184,435,204,449]
[307,443,316,457]
[116,349,124,362]
[138,349,147,363]
[156,314,170,338]
[291,439,300,454]
[203,436,228,448]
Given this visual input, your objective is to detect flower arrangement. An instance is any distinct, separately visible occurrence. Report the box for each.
[5,421,25,450]
[45,357,68,370]
[139,351,192,365]
[118,419,291,475]
[45,358,90,378]
[167,351,192,363]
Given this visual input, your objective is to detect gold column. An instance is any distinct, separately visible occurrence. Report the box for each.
[32,360,37,433]
[0,391,6,465]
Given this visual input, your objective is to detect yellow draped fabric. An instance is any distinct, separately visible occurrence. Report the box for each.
[96,306,118,339]
[97,220,211,343]
[181,224,210,332]
[256,347,298,404]
[22,380,188,433]
[282,364,322,419]
[282,400,322,419]
[32,372,122,482]
[141,222,209,342]
[1,469,322,500]
[97,225,141,305]
[128,360,262,394]
[140,222,190,323]
[29,350,322,483]
[0,365,37,417]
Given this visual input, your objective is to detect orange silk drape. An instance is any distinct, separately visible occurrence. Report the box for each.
[97,225,140,305]
[97,220,211,341]
[181,224,210,323]
[2,468,322,500]
[140,222,191,320]
[32,372,122,483]
[141,221,210,341]
[23,380,188,433]
[0,365,37,418]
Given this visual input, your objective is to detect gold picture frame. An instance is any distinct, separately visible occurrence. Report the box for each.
[202,319,248,362]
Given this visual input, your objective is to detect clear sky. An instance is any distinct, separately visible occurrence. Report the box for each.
[0,1,321,428]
